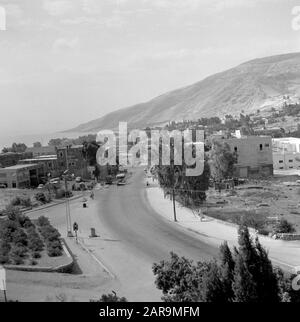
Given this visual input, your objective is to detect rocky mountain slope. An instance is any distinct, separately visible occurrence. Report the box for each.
[69,52,300,132]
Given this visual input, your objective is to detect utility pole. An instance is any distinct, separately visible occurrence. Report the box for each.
[172,187,177,222]
[172,163,177,222]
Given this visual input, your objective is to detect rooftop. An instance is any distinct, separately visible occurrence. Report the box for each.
[0,163,40,171]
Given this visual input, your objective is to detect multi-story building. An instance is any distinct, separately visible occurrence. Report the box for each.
[223,136,273,178]
[0,152,33,168]
[272,137,300,170]
[0,164,45,188]
[19,155,59,178]
[56,145,88,178]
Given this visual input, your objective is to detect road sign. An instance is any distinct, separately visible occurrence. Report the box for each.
[0,266,6,291]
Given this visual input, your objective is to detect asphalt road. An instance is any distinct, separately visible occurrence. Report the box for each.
[93,168,219,300]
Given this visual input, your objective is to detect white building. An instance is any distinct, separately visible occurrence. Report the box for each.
[272,137,300,170]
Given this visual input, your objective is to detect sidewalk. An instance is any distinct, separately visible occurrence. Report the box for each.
[146,183,300,273]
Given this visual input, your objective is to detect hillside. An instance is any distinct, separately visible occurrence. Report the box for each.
[69,52,300,132]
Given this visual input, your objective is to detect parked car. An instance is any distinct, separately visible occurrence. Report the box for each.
[75,177,83,183]
[37,184,44,189]
[0,184,7,189]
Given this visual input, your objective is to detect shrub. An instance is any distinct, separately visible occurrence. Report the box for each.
[37,216,50,227]
[47,246,63,257]
[34,192,50,204]
[258,229,269,236]
[274,219,295,234]
[0,220,19,243]
[10,196,32,208]
[0,241,11,264]
[29,259,37,266]
[10,245,27,264]
[12,229,28,247]
[28,235,44,252]
[4,206,22,222]
[18,215,33,228]
[32,251,41,259]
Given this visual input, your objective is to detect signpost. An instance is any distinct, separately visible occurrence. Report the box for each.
[0,265,7,302]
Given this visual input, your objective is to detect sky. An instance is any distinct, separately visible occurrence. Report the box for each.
[1,0,300,144]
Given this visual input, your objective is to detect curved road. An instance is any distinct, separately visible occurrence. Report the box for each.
[94,168,219,301]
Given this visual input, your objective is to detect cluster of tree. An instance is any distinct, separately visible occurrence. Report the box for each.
[2,143,27,153]
[156,160,210,208]
[48,134,97,147]
[152,225,300,302]
[0,207,44,265]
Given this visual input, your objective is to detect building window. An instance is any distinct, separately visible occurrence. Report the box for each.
[265,143,270,148]
[279,160,283,163]
[279,167,284,169]
[234,147,237,152]
[289,160,293,163]
[259,144,263,151]
[59,152,64,158]
[289,166,294,169]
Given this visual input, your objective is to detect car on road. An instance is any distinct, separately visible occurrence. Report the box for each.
[117,181,126,186]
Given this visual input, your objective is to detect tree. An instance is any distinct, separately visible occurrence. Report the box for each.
[2,143,27,153]
[82,141,99,166]
[48,138,63,147]
[274,219,295,234]
[209,141,237,182]
[33,142,42,148]
[91,291,127,302]
[153,226,286,302]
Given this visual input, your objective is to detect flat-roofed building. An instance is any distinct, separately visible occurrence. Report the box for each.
[0,164,45,188]
[56,145,89,178]
[0,152,33,168]
[272,137,300,170]
[223,136,273,178]
[19,155,59,178]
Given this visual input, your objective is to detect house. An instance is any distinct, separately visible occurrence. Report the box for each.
[223,136,273,178]
[0,152,33,168]
[272,137,300,170]
[56,145,89,178]
[18,155,59,178]
[0,163,45,188]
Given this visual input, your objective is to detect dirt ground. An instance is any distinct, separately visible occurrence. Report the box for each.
[204,175,300,233]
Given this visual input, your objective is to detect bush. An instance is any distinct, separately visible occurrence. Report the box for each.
[37,216,50,227]
[258,229,269,236]
[32,251,41,259]
[0,220,19,243]
[10,196,32,208]
[28,235,44,252]
[4,206,22,222]
[274,219,295,234]
[0,241,11,264]
[12,229,28,247]
[35,192,51,204]
[47,246,63,257]
[18,215,34,229]
[10,245,27,264]
[29,259,38,266]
